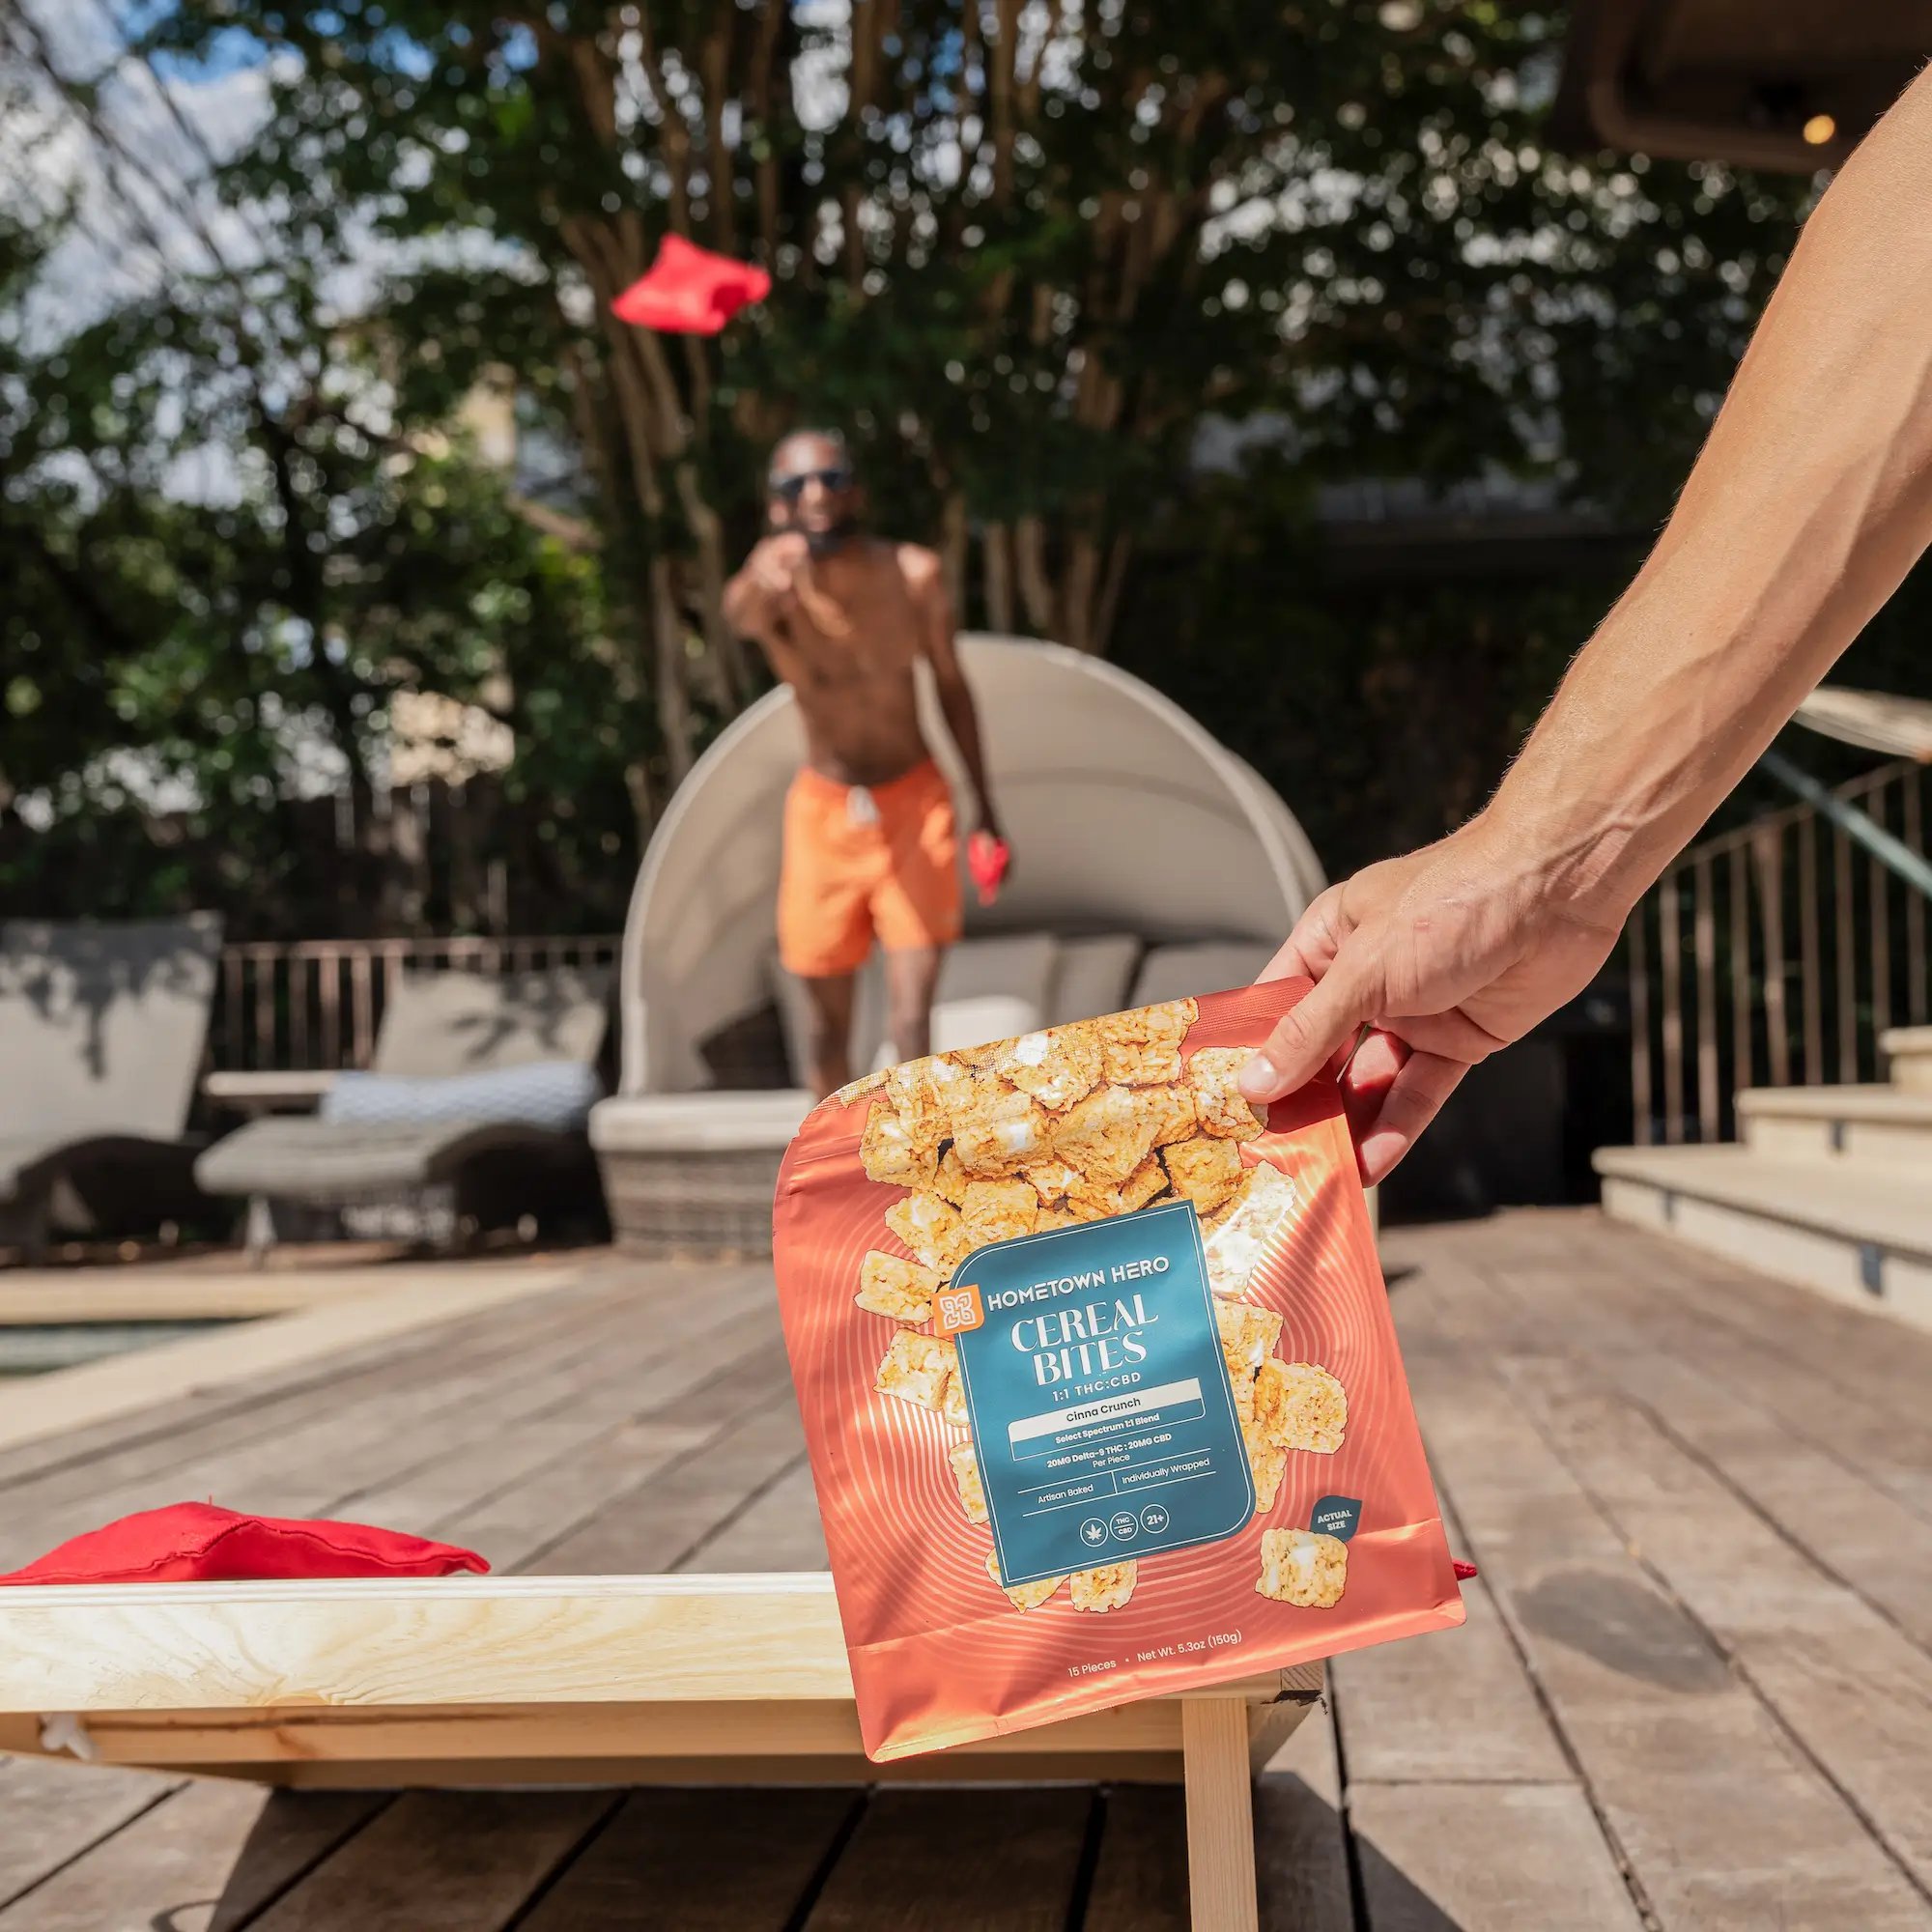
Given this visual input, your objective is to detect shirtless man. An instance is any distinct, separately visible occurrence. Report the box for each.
[724,430,1003,1096]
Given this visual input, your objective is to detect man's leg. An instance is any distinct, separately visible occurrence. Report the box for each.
[881,944,943,1065]
[798,970,858,1098]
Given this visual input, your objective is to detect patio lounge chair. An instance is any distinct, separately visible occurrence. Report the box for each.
[195,966,611,1258]
[589,634,1323,1255]
[0,916,224,1259]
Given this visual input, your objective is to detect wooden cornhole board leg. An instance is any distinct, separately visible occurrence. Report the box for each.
[1182,1698,1261,1932]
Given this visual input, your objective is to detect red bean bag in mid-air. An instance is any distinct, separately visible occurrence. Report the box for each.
[611,234,771,335]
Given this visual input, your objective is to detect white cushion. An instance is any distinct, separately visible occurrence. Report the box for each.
[589,1090,814,1154]
[769,933,1064,1082]
[1130,940,1278,1008]
[1044,934,1143,1026]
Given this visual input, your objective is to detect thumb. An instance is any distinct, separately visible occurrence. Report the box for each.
[1239,953,1377,1103]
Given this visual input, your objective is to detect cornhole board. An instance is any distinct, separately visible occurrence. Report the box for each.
[0,1573,1321,1932]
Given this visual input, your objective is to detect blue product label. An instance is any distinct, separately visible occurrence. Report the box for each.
[946,1199,1255,1587]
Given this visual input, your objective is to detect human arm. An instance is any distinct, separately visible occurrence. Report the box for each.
[723,533,808,653]
[909,548,1001,837]
[1239,66,1932,1181]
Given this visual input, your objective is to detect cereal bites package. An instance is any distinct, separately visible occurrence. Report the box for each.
[773,980,1465,1760]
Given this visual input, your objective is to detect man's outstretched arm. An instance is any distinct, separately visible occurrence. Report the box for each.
[1240,65,1932,1181]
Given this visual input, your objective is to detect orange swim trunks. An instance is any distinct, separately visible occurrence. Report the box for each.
[778,759,962,978]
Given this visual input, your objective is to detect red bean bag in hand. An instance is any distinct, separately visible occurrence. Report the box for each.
[611,235,771,335]
[0,1502,489,1585]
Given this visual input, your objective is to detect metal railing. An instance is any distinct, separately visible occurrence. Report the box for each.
[212,934,624,1073]
[1629,757,1930,1145]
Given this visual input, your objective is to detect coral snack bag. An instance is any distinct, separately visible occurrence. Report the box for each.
[772,980,1465,1760]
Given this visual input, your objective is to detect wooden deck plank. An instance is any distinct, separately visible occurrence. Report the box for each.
[1498,1350,1932,1901]
[528,1354,806,1574]
[0,1288,680,1570]
[0,1281,639,1541]
[516,1788,859,1931]
[684,1455,826,1571]
[0,1782,382,1932]
[245,1792,611,1932]
[803,1788,1094,1931]
[0,1758,174,1912]
[1081,1789,1189,1932]
[1350,1783,1642,1932]
[1254,1704,1355,1932]
[1328,1570,1571,1785]
[1393,1259,1932,1930]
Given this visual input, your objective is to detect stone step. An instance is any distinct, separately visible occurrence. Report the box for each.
[1881,1026,1932,1095]
[1594,1144,1932,1332]
[1736,1084,1932,1166]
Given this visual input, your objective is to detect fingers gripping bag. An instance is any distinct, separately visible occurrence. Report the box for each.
[773,980,1466,1760]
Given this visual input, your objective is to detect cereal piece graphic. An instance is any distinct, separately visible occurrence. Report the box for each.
[1068,1154,1168,1220]
[884,1192,972,1274]
[1052,1083,1160,1187]
[874,1330,954,1412]
[1095,999,1196,1086]
[997,1025,1103,1112]
[1215,1297,1284,1379]
[931,1147,973,1208]
[960,1178,1039,1246]
[950,1037,1017,1069]
[860,1095,939,1190]
[1248,1437,1287,1515]
[949,1442,989,1525]
[1069,1562,1138,1612]
[1256,1528,1348,1608]
[1203,1160,1296,1298]
[1035,1204,1078,1231]
[952,1080,1051,1177]
[1147,1079,1199,1149]
[1255,1359,1348,1455]
[986,1549,1064,1611]
[1188,1047,1266,1141]
[941,1366,969,1430]
[1020,1158,1083,1206]
[856,1251,942,1325]
[1161,1135,1245,1216]
[833,1067,889,1104]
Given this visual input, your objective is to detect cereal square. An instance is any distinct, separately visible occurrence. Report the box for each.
[1146,1080,1199,1149]
[949,1442,989,1525]
[1254,1358,1348,1455]
[1069,1562,1137,1612]
[1215,1296,1285,1378]
[855,1250,942,1324]
[1095,999,1196,1086]
[951,1037,1017,1069]
[987,1550,1064,1612]
[1069,1154,1168,1220]
[1202,1161,1296,1298]
[960,1178,1039,1246]
[931,1147,973,1208]
[884,1192,973,1273]
[1248,1436,1287,1515]
[952,1078,1052,1177]
[996,1025,1103,1112]
[1020,1158,1084,1206]
[1052,1083,1160,1186]
[1256,1528,1348,1608]
[1187,1047,1266,1141]
[860,1096,939,1189]
[1035,1205,1078,1231]
[941,1366,969,1430]
[874,1329,952,1411]
[1161,1136,1245,1216]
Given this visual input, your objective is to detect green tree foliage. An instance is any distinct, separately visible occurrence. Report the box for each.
[9,0,1892,929]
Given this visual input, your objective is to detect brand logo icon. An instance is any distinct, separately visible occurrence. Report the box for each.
[934,1281,984,1337]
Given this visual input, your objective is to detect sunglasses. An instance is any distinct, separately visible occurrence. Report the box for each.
[771,467,854,501]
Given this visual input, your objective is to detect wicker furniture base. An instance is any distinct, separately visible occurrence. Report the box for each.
[599,1144,785,1258]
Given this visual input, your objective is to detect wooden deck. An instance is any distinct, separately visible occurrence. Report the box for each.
[2,1208,1930,1929]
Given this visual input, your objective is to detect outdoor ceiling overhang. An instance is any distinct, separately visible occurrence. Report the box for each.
[1551,0,1932,171]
